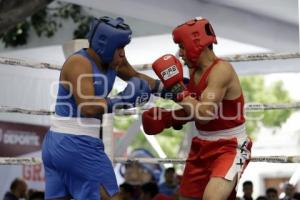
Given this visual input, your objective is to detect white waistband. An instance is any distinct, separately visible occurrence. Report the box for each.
[50,115,101,139]
[196,123,246,141]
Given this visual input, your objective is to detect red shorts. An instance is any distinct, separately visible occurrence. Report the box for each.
[179,132,252,199]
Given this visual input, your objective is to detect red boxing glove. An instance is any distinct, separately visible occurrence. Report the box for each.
[142,107,191,135]
[152,54,188,101]
[152,54,184,89]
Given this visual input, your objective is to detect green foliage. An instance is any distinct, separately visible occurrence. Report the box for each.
[114,115,137,130]
[0,22,30,47]
[31,9,57,37]
[73,17,92,38]
[155,127,185,157]
[240,76,292,135]
[0,2,93,47]
[130,132,158,157]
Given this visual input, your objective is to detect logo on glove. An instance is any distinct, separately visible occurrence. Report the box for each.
[161,65,179,81]
[136,93,150,106]
[163,55,172,60]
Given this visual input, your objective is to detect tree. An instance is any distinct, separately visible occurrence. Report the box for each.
[0,1,92,47]
[114,76,293,157]
[241,76,292,135]
[0,0,54,35]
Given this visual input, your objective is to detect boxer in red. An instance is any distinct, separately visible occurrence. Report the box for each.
[142,17,252,200]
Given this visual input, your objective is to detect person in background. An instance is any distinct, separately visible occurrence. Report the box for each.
[159,167,178,197]
[266,188,279,200]
[3,178,27,200]
[241,181,254,200]
[280,182,295,200]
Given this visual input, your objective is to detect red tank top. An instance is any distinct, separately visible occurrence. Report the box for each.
[187,59,245,131]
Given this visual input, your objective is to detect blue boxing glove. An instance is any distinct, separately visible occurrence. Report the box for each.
[160,77,190,100]
[106,77,151,113]
[151,79,164,94]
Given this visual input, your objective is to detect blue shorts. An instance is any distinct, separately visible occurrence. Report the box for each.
[42,131,119,200]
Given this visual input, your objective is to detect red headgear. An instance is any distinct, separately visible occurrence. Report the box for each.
[172,17,217,65]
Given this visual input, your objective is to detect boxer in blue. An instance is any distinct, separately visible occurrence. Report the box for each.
[42,16,163,200]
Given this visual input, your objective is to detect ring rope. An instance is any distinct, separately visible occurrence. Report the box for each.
[1,102,299,116]
[1,156,300,165]
[245,102,300,110]
[1,52,300,71]
[224,52,300,62]
[0,56,61,71]
[0,106,54,115]
[115,156,300,164]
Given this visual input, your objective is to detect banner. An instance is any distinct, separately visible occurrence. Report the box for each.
[0,121,48,198]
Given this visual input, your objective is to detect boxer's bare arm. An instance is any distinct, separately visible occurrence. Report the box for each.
[116,57,157,90]
[61,55,107,117]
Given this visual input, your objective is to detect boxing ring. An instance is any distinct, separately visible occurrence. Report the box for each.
[0,51,300,165]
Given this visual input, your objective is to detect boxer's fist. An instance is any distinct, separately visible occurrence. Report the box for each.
[142,107,191,135]
[120,77,151,106]
[106,77,151,113]
[152,54,184,89]
[152,54,189,101]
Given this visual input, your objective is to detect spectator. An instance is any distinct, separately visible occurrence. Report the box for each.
[241,181,254,200]
[121,149,163,185]
[266,188,279,200]
[280,182,295,200]
[123,162,155,185]
[159,167,178,196]
[3,178,27,200]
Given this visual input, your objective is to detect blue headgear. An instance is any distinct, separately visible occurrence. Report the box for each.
[87,16,132,64]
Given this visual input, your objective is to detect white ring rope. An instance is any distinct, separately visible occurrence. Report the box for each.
[223,52,300,62]
[0,157,42,165]
[115,156,300,164]
[1,52,300,71]
[0,106,54,115]
[245,102,300,110]
[0,102,299,116]
[1,156,300,165]
[136,52,300,71]
[0,56,61,70]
